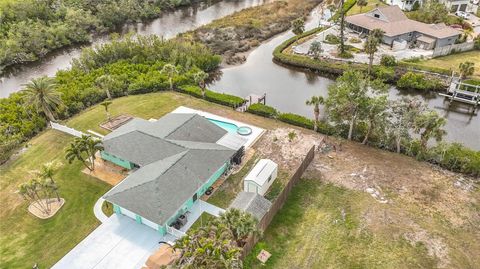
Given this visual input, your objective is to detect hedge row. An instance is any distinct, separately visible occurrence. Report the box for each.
[396,72,444,91]
[397,61,451,75]
[177,85,245,108]
[246,103,278,118]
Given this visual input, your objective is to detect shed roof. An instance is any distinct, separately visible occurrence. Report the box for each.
[229,192,272,220]
[244,159,278,187]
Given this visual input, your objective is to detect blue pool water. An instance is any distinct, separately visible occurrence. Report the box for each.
[208,118,238,133]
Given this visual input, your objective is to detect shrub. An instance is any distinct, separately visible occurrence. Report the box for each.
[396,72,444,91]
[246,103,278,118]
[427,143,480,177]
[338,51,354,59]
[373,66,395,82]
[278,113,314,129]
[348,37,361,43]
[178,85,203,98]
[380,55,397,66]
[205,90,244,108]
[324,34,340,44]
[474,36,480,50]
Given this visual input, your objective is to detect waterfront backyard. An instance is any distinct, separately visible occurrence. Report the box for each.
[1,91,479,268]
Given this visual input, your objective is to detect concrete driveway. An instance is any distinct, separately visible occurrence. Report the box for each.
[52,215,175,269]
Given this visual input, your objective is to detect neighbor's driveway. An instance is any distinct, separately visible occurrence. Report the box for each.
[52,215,173,269]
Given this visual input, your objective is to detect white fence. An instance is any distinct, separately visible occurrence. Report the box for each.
[432,42,475,58]
[166,226,186,238]
[50,122,86,138]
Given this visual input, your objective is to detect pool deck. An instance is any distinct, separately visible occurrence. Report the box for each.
[171,106,264,149]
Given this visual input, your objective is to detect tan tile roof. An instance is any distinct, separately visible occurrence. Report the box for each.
[346,6,461,39]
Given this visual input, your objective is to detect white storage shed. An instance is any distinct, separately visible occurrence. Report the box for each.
[243,159,278,196]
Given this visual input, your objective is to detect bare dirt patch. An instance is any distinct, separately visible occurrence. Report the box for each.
[82,155,127,186]
[304,139,480,268]
[28,198,65,219]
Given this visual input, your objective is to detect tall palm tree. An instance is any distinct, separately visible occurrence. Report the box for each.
[306,96,325,131]
[21,76,63,122]
[81,135,103,171]
[161,64,179,90]
[95,74,115,99]
[458,61,475,79]
[364,28,384,75]
[100,100,113,121]
[357,0,368,13]
[217,208,260,247]
[193,71,209,98]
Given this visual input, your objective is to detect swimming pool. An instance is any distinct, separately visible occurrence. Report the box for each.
[208,118,239,133]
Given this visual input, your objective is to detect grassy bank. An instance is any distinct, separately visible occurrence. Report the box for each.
[347,0,387,15]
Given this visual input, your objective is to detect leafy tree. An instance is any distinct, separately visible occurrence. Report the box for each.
[291,17,305,37]
[306,96,325,131]
[458,61,475,79]
[161,64,179,90]
[361,93,388,144]
[326,70,384,140]
[174,223,242,268]
[217,208,260,247]
[407,0,450,24]
[21,76,63,122]
[95,74,116,99]
[193,71,209,98]
[308,41,323,59]
[100,100,113,121]
[357,0,368,13]
[363,28,384,75]
[17,178,58,215]
[65,135,103,171]
[388,97,423,153]
[413,110,446,152]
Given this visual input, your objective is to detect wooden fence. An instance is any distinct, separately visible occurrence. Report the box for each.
[240,145,316,259]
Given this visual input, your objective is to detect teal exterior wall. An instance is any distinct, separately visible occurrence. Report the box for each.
[113,204,121,214]
[135,215,142,224]
[100,151,135,169]
[158,225,167,235]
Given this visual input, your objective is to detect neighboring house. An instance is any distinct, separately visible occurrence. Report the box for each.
[102,113,247,235]
[243,159,278,196]
[440,0,470,12]
[346,5,461,49]
[229,191,272,220]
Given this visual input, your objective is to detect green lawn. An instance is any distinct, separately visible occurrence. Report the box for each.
[244,179,438,269]
[207,155,259,209]
[413,51,480,79]
[347,0,387,15]
[189,212,217,231]
[0,91,282,268]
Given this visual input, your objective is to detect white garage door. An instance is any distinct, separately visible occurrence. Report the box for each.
[120,207,137,220]
[142,217,159,230]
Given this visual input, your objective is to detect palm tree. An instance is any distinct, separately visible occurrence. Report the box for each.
[38,162,61,201]
[339,0,346,54]
[100,100,113,121]
[21,76,63,122]
[413,110,447,152]
[357,0,368,13]
[458,61,475,79]
[306,96,325,131]
[364,28,384,75]
[193,71,209,98]
[95,74,115,99]
[65,135,103,171]
[217,208,260,247]
[161,64,179,90]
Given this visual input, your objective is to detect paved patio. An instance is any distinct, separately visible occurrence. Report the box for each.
[52,215,175,269]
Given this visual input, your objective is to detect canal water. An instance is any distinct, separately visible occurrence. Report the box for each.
[0,0,271,98]
[1,1,478,150]
[210,6,480,150]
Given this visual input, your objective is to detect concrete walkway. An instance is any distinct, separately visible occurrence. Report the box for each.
[93,197,109,223]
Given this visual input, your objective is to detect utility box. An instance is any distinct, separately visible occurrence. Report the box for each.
[243,159,278,196]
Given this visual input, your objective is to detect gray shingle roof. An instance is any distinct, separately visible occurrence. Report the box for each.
[229,192,272,220]
[102,113,237,226]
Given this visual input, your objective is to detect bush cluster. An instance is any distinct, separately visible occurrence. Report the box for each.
[380,55,397,67]
[324,34,340,44]
[396,72,444,91]
[178,86,245,108]
[278,113,314,129]
[246,103,278,118]
[0,0,193,69]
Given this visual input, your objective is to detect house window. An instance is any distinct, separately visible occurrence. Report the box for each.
[192,193,198,202]
[374,14,380,18]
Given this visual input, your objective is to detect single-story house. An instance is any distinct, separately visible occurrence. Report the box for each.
[102,113,247,236]
[345,5,461,49]
[229,191,272,221]
[243,159,278,196]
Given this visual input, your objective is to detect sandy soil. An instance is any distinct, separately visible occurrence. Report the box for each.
[304,139,480,268]
[28,198,65,219]
[82,155,127,186]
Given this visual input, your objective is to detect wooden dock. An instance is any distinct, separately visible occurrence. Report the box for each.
[236,93,266,112]
[440,78,479,112]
